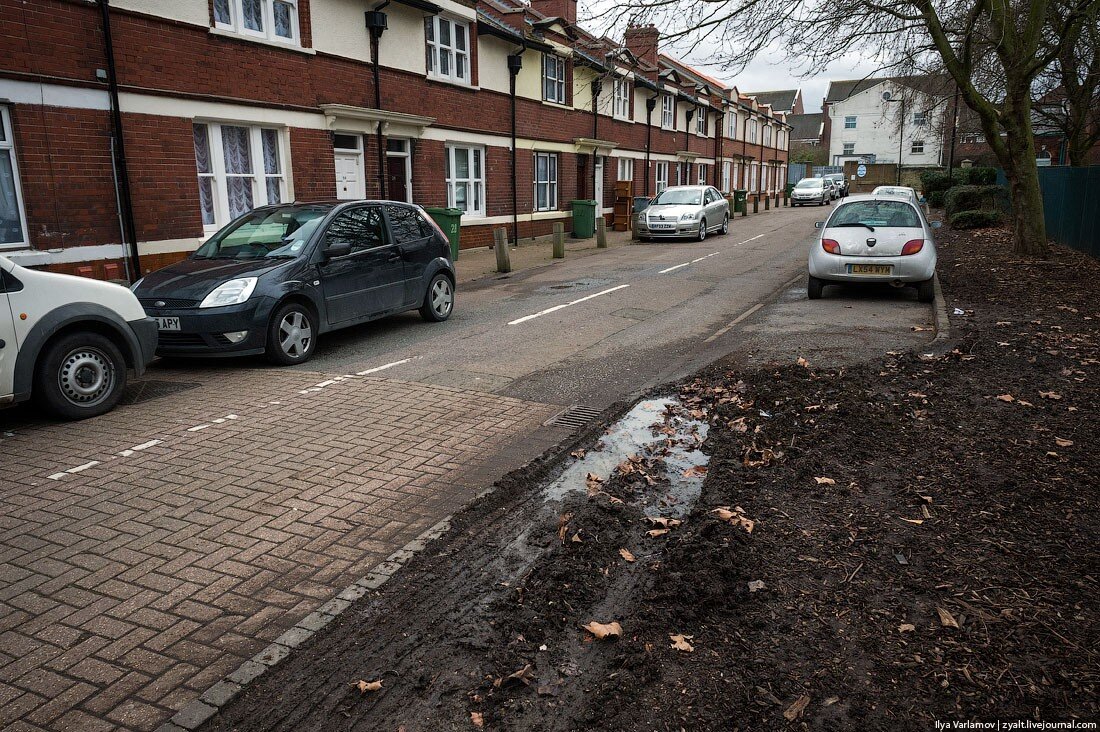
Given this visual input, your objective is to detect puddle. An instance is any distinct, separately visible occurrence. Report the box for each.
[541,277,614,293]
[543,397,709,517]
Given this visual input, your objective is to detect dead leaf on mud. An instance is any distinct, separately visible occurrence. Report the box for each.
[647,528,670,537]
[355,679,382,693]
[581,621,622,640]
[797,356,811,368]
[494,664,536,688]
[712,506,755,533]
[470,711,484,728]
[996,394,1015,402]
[682,465,708,478]
[646,516,682,529]
[823,696,840,706]
[669,634,695,652]
[570,532,583,543]
[814,476,836,485]
[557,513,573,543]
[898,517,925,525]
[1039,391,1063,400]
[937,607,960,629]
[747,580,766,593]
[1055,437,1074,447]
[570,449,586,459]
[898,623,916,633]
[619,548,636,563]
[784,694,811,721]
[585,473,603,495]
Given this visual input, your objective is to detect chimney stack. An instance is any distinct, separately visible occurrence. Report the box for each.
[529,0,577,25]
[624,24,659,81]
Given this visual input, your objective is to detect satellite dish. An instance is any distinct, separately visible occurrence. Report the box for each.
[881,90,892,101]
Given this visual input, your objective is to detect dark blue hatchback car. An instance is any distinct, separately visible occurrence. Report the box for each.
[133,201,455,365]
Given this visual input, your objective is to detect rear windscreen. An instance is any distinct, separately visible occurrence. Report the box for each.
[832,200,921,228]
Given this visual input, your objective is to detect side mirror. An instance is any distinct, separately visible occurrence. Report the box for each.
[931,221,942,229]
[325,241,352,258]
[815,221,824,229]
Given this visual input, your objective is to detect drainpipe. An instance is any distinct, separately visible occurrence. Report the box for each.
[508,52,523,245]
[590,79,601,204]
[99,0,140,281]
[714,111,722,187]
[366,5,389,199]
[644,95,656,197]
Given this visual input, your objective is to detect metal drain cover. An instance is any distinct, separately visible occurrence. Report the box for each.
[121,380,202,405]
[544,404,602,429]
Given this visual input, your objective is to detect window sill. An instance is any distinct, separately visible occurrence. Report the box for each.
[541,100,571,110]
[427,75,478,91]
[208,27,316,55]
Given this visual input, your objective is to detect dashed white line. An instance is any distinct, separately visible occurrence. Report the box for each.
[187,424,210,432]
[118,439,162,457]
[703,304,765,343]
[508,284,631,326]
[49,460,102,479]
[657,234,766,275]
[357,357,415,376]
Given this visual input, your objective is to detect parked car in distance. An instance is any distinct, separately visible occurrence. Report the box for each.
[634,186,730,242]
[871,185,920,206]
[822,173,850,198]
[133,201,455,365]
[1,254,157,419]
[791,178,832,206]
[808,194,940,303]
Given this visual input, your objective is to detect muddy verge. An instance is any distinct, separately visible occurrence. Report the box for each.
[203,226,1098,731]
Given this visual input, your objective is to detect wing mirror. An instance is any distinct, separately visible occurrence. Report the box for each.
[931,221,942,229]
[324,241,352,259]
[815,221,824,229]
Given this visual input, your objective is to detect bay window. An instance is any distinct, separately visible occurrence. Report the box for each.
[533,152,558,211]
[445,145,485,217]
[213,0,299,45]
[0,107,28,249]
[193,122,286,231]
[543,55,566,104]
[426,16,470,85]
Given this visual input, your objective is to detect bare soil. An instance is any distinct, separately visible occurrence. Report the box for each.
[203,226,1099,731]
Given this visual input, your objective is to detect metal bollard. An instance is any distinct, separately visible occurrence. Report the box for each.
[552,222,565,259]
[764,195,770,211]
[752,196,759,214]
[596,217,608,249]
[493,227,511,273]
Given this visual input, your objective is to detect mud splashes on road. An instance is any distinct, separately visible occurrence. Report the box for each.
[543,397,709,517]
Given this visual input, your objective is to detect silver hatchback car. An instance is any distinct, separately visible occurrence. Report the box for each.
[808,194,939,302]
[635,185,730,241]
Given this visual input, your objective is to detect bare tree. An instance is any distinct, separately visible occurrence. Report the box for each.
[586,0,1100,255]
[1033,1,1100,166]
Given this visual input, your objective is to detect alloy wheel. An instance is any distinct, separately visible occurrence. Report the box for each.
[57,347,115,407]
[279,311,313,359]
[698,218,707,241]
[431,277,454,318]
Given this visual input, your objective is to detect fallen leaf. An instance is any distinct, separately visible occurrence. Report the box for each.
[911,325,932,332]
[581,621,622,640]
[814,476,836,485]
[937,607,959,629]
[784,694,811,721]
[1055,437,1074,447]
[619,548,636,563]
[570,449,586,459]
[711,506,754,533]
[570,532,583,543]
[1039,391,1062,400]
[682,465,708,478]
[898,623,916,633]
[355,679,382,693]
[669,634,694,652]
[647,528,669,537]
[557,513,572,543]
[823,696,840,706]
[646,516,682,529]
[747,580,766,593]
[996,394,1015,403]
[494,664,536,688]
[584,472,603,495]
[899,518,924,525]
[470,711,484,728]
[797,356,810,368]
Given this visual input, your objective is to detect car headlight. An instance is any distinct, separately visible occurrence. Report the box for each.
[680,212,697,221]
[200,277,257,308]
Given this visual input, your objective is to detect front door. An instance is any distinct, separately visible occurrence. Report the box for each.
[317,205,405,324]
[593,156,604,211]
[386,156,409,203]
[334,151,364,200]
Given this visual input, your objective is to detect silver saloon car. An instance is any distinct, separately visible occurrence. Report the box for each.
[871,185,920,206]
[807,194,939,302]
[791,177,831,206]
[635,185,730,241]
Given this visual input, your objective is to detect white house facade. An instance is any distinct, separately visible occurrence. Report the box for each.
[826,80,947,168]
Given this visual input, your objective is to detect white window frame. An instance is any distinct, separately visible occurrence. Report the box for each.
[911,140,925,154]
[747,119,758,143]
[193,122,287,233]
[533,152,558,212]
[445,144,485,217]
[750,162,759,193]
[727,112,738,140]
[912,111,927,127]
[613,79,630,120]
[655,161,668,192]
[425,15,471,86]
[213,0,300,46]
[695,109,706,136]
[616,157,633,182]
[844,115,857,129]
[0,107,29,250]
[763,124,772,146]
[543,54,566,105]
[697,163,706,185]
[721,161,731,192]
[661,95,674,129]
[843,142,855,155]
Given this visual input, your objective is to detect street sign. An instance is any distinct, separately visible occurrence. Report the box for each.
[857,164,868,178]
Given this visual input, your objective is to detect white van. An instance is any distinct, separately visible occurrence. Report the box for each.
[0,255,157,419]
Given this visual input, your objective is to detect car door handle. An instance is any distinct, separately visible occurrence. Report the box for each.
[387,253,402,262]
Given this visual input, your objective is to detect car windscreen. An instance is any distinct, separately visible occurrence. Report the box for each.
[795,179,823,189]
[651,189,702,206]
[195,207,329,260]
[830,200,922,228]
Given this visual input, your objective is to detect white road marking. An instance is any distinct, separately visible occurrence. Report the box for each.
[187,424,210,432]
[508,284,631,326]
[356,357,415,376]
[703,303,765,343]
[118,439,162,457]
[657,234,766,275]
[47,473,67,481]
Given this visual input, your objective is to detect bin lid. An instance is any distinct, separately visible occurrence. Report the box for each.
[424,206,463,216]
[569,199,598,205]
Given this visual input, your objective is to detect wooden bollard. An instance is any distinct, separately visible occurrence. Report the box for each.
[552,222,565,258]
[596,217,608,248]
[493,227,511,273]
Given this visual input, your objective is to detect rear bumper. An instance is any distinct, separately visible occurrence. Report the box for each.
[808,253,936,283]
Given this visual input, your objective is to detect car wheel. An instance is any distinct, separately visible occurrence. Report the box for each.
[266,302,316,365]
[420,273,454,322]
[34,331,127,420]
[697,218,707,242]
[807,275,825,300]
[720,214,729,234]
[916,277,935,303]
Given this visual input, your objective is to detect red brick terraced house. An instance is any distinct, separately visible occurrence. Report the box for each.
[0,0,790,281]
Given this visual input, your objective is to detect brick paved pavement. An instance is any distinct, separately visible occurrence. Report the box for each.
[0,367,559,731]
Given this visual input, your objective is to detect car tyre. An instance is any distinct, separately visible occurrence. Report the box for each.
[34,331,127,420]
[720,214,729,235]
[916,276,935,303]
[266,302,316,365]
[697,218,707,242]
[807,275,825,300]
[420,272,454,322]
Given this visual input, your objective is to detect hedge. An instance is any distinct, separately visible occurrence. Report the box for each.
[950,210,1001,229]
[920,166,999,196]
[944,185,984,216]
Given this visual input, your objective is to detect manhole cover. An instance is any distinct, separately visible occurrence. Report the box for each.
[544,404,602,429]
[121,380,202,405]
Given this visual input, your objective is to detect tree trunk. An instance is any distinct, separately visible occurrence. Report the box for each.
[1001,123,1050,256]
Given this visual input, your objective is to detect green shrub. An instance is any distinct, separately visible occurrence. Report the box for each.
[944,185,984,215]
[920,170,954,193]
[929,190,946,208]
[950,210,1001,229]
[968,167,997,185]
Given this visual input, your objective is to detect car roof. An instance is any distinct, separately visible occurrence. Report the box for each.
[662,185,709,191]
[840,193,920,206]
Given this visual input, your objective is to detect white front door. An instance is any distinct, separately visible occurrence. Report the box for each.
[0,290,16,399]
[334,151,364,200]
[594,156,604,208]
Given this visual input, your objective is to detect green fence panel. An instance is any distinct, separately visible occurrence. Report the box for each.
[998,166,1100,258]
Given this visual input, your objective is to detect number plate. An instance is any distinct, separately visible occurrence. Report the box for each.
[156,317,181,331]
[848,264,892,275]
[649,223,675,230]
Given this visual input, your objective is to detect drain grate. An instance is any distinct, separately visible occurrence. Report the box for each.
[120,380,202,405]
[544,404,603,429]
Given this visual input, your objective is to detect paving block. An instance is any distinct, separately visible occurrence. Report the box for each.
[198,680,242,707]
[226,660,267,686]
[170,700,217,730]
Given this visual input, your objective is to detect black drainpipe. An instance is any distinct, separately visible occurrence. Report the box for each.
[99,0,140,281]
[714,111,723,187]
[590,79,601,203]
[644,96,656,197]
[508,51,523,245]
[366,5,389,199]
[685,107,695,183]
